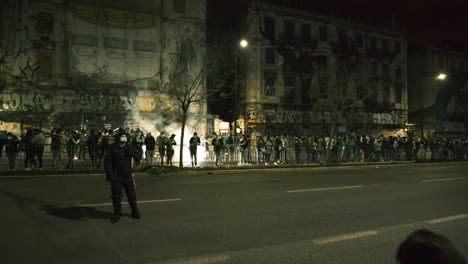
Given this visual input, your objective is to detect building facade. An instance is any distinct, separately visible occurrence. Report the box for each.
[0,0,207,136]
[408,46,468,137]
[236,2,408,137]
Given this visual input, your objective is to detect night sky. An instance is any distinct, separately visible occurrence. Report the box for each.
[209,0,468,49]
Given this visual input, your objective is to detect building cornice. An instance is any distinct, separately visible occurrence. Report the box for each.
[251,1,406,39]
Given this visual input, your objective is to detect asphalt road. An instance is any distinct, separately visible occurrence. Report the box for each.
[1,162,468,264]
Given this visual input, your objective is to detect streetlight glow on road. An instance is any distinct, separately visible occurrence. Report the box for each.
[437,73,447,80]
[240,39,248,48]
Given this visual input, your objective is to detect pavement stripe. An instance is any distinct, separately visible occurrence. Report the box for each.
[79,198,182,207]
[286,185,363,193]
[421,177,465,183]
[313,230,378,245]
[425,214,468,224]
[150,254,230,264]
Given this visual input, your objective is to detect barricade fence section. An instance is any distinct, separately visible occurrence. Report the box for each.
[1,143,467,171]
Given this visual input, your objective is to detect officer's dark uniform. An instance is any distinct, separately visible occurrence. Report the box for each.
[105,130,142,223]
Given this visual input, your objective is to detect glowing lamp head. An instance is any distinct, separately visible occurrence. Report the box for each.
[437,73,447,80]
[240,39,248,48]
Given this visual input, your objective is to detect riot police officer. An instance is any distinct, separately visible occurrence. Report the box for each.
[105,128,142,223]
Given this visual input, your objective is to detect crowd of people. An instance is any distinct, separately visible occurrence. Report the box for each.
[205,133,468,166]
[0,128,467,171]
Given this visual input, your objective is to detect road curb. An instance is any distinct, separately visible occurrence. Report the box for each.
[1,160,467,178]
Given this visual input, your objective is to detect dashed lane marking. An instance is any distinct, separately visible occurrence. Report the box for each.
[79,198,182,207]
[426,214,468,224]
[313,230,378,245]
[148,254,230,264]
[421,177,465,183]
[286,185,364,193]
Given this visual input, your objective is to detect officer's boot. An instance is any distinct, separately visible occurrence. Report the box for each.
[111,199,121,223]
[129,202,141,219]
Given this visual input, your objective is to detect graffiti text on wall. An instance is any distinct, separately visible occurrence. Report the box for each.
[247,109,311,124]
[0,91,157,112]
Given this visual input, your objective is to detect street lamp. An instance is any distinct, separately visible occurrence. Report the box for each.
[420,73,446,137]
[437,73,447,80]
[234,39,248,135]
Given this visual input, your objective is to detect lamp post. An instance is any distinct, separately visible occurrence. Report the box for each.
[420,73,446,137]
[234,39,248,135]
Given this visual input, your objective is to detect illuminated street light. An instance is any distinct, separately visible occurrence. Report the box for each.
[240,39,248,48]
[436,73,447,80]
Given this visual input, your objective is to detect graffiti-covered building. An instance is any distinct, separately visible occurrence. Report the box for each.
[236,1,408,137]
[408,46,468,137]
[0,0,207,135]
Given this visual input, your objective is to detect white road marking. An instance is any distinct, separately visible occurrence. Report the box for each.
[150,254,230,264]
[313,230,378,245]
[426,214,468,224]
[421,177,465,183]
[286,185,363,193]
[79,198,182,207]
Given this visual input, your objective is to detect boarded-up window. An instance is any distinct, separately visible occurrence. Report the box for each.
[36,51,53,78]
[173,0,186,14]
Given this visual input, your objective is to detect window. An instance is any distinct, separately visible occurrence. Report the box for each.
[284,76,295,97]
[338,30,346,43]
[383,85,390,103]
[370,37,377,50]
[371,62,378,76]
[439,56,445,68]
[395,65,402,80]
[265,75,276,96]
[319,26,328,42]
[395,84,402,103]
[319,76,328,98]
[394,41,401,54]
[265,47,276,64]
[284,20,295,40]
[357,85,365,99]
[301,23,311,41]
[36,51,53,78]
[382,39,389,50]
[382,64,389,76]
[302,78,311,104]
[356,33,364,48]
[264,17,275,37]
[36,12,53,34]
[173,0,186,14]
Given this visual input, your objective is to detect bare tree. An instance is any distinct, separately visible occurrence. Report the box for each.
[167,26,232,167]
[0,0,37,89]
[313,55,388,161]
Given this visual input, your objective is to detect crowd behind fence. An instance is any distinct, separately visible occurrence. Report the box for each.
[1,128,467,171]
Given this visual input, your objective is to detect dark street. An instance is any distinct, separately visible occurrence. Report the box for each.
[1,162,468,263]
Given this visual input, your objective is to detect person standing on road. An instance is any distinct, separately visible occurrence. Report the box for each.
[31,129,46,170]
[105,128,142,223]
[5,132,20,171]
[294,136,303,164]
[132,129,145,167]
[51,129,65,169]
[166,134,176,165]
[144,132,156,165]
[156,132,167,165]
[256,135,265,165]
[20,130,34,170]
[212,133,223,166]
[66,131,80,169]
[189,132,201,167]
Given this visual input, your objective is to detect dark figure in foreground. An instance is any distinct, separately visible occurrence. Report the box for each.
[105,128,142,223]
[397,229,467,264]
